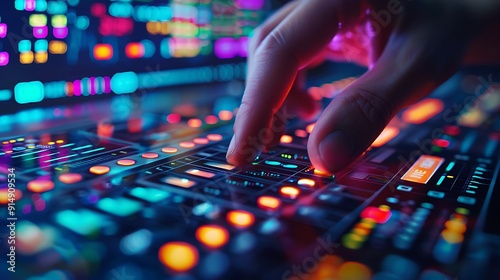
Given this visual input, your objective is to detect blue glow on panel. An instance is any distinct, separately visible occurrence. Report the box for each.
[15,0,24,11]
[0,90,12,101]
[15,81,44,104]
[35,0,48,12]
[111,72,139,94]
[141,39,155,58]
[47,1,68,14]
[18,40,32,52]
[109,2,134,18]
[35,40,48,52]
[160,38,170,58]
[75,16,89,30]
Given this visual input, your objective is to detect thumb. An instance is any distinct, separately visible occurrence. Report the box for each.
[308,18,468,173]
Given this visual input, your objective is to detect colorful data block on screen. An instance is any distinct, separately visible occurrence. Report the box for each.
[0,90,12,101]
[125,42,144,59]
[33,26,48,38]
[29,14,47,27]
[53,27,68,38]
[93,44,113,60]
[14,81,44,104]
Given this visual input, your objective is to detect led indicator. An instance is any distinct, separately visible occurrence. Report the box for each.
[93,44,114,61]
[158,242,199,272]
[401,155,444,184]
[226,210,255,228]
[195,225,229,249]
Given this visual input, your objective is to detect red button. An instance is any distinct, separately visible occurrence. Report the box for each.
[443,125,460,136]
[360,207,392,224]
[432,139,450,148]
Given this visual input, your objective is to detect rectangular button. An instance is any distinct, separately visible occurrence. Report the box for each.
[401,155,444,184]
[397,185,413,192]
[427,190,445,199]
[164,176,196,188]
[457,196,476,205]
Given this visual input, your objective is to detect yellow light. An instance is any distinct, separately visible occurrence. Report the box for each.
[0,188,22,204]
[20,51,34,64]
[51,15,67,27]
[445,220,467,234]
[179,142,195,148]
[306,123,315,133]
[49,41,67,54]
[441,229,464,244]
[27,179,55,193]
[298,178,315,188]
[162,147,178,154]
[280,186,300,199]
[195,225,229,249]
[187,118,202,128]
[371,126,399,148]
[402,98,444,124]
[158,242,199,272]
[338,262,372,280]
[218,110,233,121]
[47,141,55,145]
[117,159,136,166]
[9,140,16,143]
[226,210,255,228]
[257,196,282,210]
[89,165,110,175]
[341,233,365,249]
[29,14,47,27]
[280,135,293,144]
[35,52,48,64]
[56,140,64,144]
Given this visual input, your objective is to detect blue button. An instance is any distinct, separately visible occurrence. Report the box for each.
[427,190,445,199]
[457,196,476,205]
[396,185,412,192]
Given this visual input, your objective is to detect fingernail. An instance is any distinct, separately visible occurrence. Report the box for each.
[319,131,353,173]
[226,135,236,159]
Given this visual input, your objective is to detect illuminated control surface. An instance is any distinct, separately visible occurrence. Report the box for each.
[1,58,500,280]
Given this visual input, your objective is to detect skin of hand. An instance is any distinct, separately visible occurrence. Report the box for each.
[226,0,500,173]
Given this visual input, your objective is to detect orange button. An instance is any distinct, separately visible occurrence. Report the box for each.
[0,188,22,204]
[195,225,229,249]
[162,147,178,154]
[117,159,136,166]
[58,173,82,184]
[142,152,159,159]
[158,242,199,272]
[226,210,255,228]
[401,155,444,184]
[280,186,300,199]
[280,135,293,144]
[179,142,195,148]
[257,196,282,210]
[89,165,110,175]
[207,134,223,141]
[27,179,55,193]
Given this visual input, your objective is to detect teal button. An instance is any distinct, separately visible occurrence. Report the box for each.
[111,71,138,94]
[129,187,170,203]
[427,190,445,199]
[0,90,12,101]
[55,209,108,236]
[14,81,44,104]
[97,197,142,217]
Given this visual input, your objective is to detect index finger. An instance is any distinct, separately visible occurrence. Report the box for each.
[226,0,361,165]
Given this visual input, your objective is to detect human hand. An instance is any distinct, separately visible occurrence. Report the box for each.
[226,0,500,173]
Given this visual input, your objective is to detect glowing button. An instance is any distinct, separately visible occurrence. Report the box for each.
[185,169,215,179]
[162,147,178,154]
[338,262,372,280]
[179,142,195,148]
[93,44,113,61]
[306,123,315,133]
[117,159,136,166]
[27,179,55,193]
[445,220,466,234]
[280,135,293,144]
[187,118,202,128]
[257,196,282,211]
[441,229,464,244]
[165,177,196,188]
[195,225,229,249]
[0,188,22,204]
[360,207,392,224]
[280,186,300,199]
[298,178,315,188]
[142,152,159,159]
[218,110,233,121]
[226,210,255,228]
[207,134,223,141]
[166,113,181,124]
[58,173,83,184]
[158,242,199,272]
[193,138,209,145]
[89,165,110,175]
